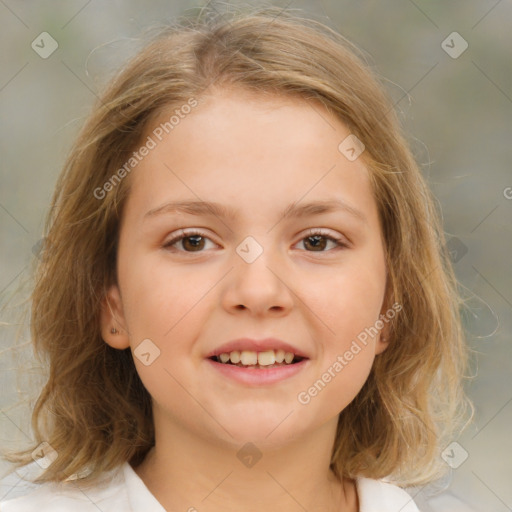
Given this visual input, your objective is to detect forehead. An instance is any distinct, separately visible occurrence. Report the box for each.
[140,85,357,167]
[121,86,379,229]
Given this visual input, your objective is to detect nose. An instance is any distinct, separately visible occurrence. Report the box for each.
[221,243,294,316]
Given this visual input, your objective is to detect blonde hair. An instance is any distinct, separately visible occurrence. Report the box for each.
[3,4,470,487]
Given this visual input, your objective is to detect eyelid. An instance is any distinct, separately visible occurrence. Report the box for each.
[302,227,350,245]
[163,227,350,253]
[163,228,216,248]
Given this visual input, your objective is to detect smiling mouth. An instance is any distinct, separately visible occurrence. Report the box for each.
[209,349,306,369]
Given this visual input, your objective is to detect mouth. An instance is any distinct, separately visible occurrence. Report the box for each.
[209,349,307,369]
[205,338,310,385]
[206,348,309,386]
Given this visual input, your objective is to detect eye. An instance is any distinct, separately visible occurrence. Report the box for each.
[163,229,217,253]
[295,228,349,252]
[162,228,349,254]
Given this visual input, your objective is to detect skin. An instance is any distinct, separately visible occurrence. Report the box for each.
[100,86,390,512]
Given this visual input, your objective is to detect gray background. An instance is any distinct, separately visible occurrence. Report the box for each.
[1,1,511,511]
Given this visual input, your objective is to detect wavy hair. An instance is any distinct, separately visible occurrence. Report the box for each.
[3,4,470,487]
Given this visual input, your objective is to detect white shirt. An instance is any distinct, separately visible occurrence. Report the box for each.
[0,461,420,511]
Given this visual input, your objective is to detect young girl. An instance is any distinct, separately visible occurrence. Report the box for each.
[1,5,470,511]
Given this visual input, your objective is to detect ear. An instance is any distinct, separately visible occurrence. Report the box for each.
[100,284,130,350]
[374,329,390,355]
[375,291,393,356]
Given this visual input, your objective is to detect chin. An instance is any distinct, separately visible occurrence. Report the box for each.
[207,404,317,448]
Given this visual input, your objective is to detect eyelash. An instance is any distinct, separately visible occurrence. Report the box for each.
[162,228,349,253]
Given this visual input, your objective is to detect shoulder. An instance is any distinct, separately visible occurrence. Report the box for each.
[356,477,421,512]
[0,463,129,511]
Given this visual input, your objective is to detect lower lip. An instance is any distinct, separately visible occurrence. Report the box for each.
[206,358,309,385]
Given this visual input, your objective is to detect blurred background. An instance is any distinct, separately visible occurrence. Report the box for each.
[0,1,511,510]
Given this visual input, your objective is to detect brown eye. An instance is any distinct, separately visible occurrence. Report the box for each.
[163,230,215,252]
[298,230,348,252]
[303,235,329,251]
[180,235,206,251]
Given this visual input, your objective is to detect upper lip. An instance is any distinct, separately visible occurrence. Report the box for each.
[206,338,309,359]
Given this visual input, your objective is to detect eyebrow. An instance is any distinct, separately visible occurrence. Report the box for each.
[144,198,367,224]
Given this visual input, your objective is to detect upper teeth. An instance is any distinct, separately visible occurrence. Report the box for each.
[217,349,296,365]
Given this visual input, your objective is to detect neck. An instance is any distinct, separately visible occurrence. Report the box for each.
[132,414,358,512]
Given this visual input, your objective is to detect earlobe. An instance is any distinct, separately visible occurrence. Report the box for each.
[100,285,130,350]
[375,333,390,355]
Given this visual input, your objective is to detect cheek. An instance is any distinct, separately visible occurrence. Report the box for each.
[312,256,385,412]
[118,249,204,338]
[304,258,386,341]
[297,327,376,417]
[311,354,374,417]
[118,253,212,380]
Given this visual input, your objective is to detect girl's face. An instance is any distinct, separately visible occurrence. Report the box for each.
[102,87,389,449]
